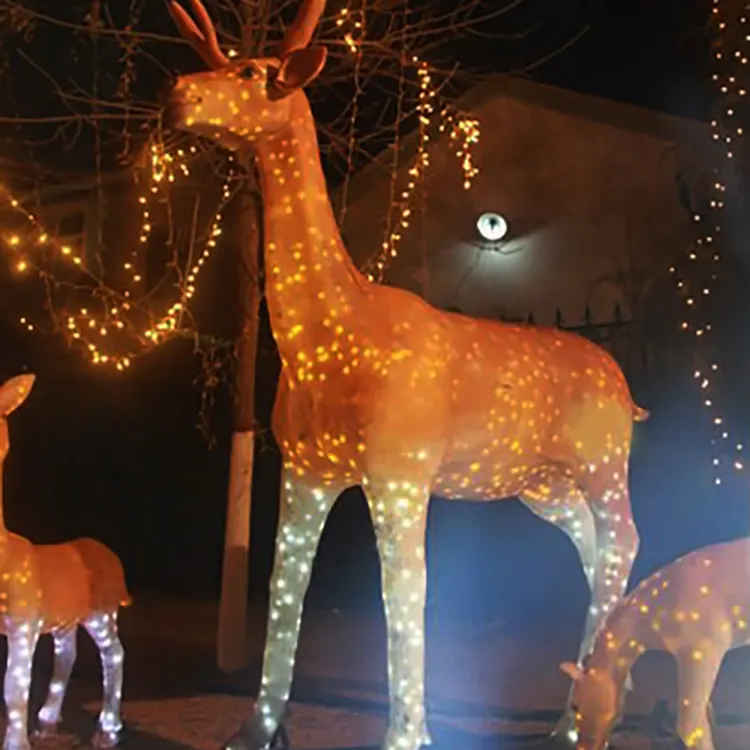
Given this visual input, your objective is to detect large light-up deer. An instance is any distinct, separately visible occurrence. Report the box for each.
[0,375,131,750]
[560,536,750,750]
[166,2,648,748]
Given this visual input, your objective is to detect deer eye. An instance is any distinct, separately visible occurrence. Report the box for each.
[238,65,255,80]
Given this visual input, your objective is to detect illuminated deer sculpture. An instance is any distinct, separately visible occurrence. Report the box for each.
[0,375,131,750]
[560,536,750,750]
[166,2,648,748]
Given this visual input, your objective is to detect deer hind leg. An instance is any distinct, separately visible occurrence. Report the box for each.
[364,480,430,750]
[84,612,125,748]
[35,625,78,738]
[578,468,639,692]
[223,470,340,750]
[519,471,597,589]
[519,470,599,741]
[3,619,41,750]
[675,647,722,750]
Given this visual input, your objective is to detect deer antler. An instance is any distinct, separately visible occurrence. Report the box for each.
[274,0,326,59]
[167,0,229,69]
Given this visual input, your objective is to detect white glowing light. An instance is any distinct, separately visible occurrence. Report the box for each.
[476,212,508,242]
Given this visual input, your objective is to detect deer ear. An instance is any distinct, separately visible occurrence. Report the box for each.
[273,46,327,96]
[560,661,583,682]
[0,374,36,417]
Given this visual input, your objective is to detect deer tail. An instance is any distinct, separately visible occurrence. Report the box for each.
[632,404,650,423]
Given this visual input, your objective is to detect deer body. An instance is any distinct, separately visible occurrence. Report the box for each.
[272,281,643,498]
[561,537,750,750]
[167,3,647,749]
[0,376,130,750]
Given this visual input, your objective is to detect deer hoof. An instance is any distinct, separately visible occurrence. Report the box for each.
[90,728,121,748]
[32,721,60,740]
[271,725,290,750]
[549,725,578,747]
[222,722,289,750]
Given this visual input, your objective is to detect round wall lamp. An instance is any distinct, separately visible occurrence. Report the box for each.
[476,212,508,242]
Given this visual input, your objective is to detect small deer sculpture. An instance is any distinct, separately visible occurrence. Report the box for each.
[560,536,750,750]
[165,1,649,748]
[0,374,131,750]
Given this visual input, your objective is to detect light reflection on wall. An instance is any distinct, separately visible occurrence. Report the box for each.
[341,80,708,342]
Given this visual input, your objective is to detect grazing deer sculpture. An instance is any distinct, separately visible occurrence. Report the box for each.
[560,536,750,750]
[166,1,649,748]
[0,375,131,750]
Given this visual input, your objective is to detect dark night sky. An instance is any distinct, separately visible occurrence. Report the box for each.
[523,0,711,119]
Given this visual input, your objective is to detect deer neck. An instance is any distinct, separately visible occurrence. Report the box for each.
[254,93,369,370]
[588,598,655,687]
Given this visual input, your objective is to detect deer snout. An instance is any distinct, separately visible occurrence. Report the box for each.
[161,84,203,129]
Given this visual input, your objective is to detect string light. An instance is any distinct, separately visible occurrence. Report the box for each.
[562,537,748,749]
[441,110,480,190]
[670,0,745,485]
[0,146,231,370]
[362,57,482,282]
[336,6,362,54]
[333,6,480,282]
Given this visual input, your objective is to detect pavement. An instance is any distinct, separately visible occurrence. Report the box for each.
[8,597,750,749]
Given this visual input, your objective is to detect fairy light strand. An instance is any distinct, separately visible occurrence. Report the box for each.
[0,146,231,370]
[670,0,746,485]
[361,58,481,282]
[333,9,480,282]
[2,11,481,364]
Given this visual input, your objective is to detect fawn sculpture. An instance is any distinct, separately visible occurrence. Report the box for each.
[0,375,131,750]
[560,536,750,750]
[166,1,649,748]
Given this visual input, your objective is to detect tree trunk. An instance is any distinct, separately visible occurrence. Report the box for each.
[217,165,261,673]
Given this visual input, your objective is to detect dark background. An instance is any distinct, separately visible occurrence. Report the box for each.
[0,0,747,636]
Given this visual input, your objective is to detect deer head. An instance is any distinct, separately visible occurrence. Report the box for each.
[560,660,632,750]
[166,0,327,150]
[0,375,36,464]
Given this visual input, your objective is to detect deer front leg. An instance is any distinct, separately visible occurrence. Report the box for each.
[675,648,722,749]
[223,472,339,750]
[84,612,125,747]
[34,626,78,738]
[3,619,41,750]
[365,481,430,750]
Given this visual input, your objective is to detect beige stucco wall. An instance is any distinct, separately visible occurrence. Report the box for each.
[340,86,705,338]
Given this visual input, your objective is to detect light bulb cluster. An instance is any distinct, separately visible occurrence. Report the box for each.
[0,146,230,370]
[670,0,746,485]
[441,110,480,190]
[336,6,362,54]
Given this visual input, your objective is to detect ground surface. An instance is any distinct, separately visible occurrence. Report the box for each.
[7,598,750,749]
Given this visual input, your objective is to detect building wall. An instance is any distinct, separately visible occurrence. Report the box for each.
[339,84,709,373]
